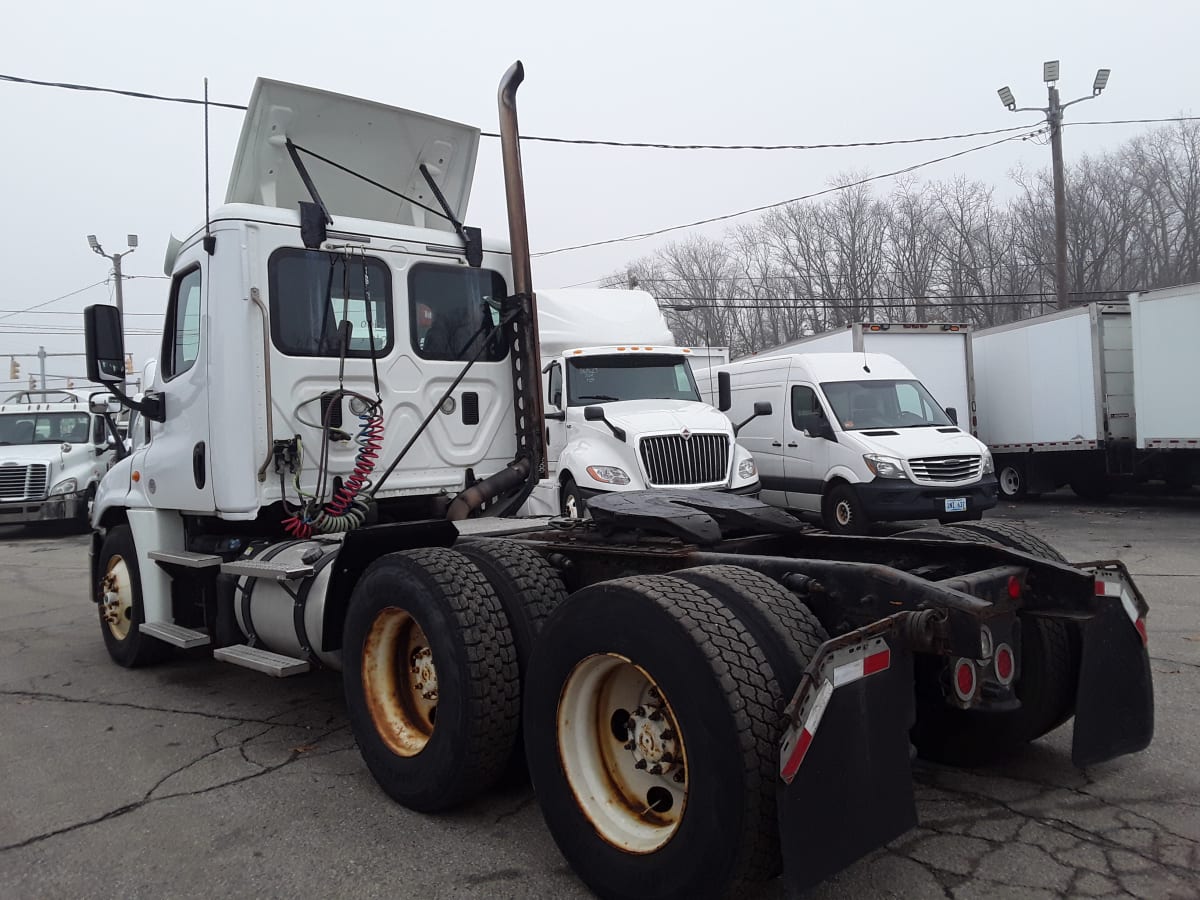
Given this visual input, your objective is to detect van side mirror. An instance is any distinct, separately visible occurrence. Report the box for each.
[717,371,731,412]
[806,419,837,442]
[583,405,626,442]
[733,400,772,436]
[84,305,126,384]
[945,406,958,425]
[551,389,562,408]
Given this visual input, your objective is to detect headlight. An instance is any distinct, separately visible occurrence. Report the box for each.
[738,458,757,480]
[863,454,906,479]
[981,450,995,474]
[49,477,78,496]
[586,465,630,485]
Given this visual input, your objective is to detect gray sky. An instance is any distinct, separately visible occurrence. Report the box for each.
[1,0,1196,387]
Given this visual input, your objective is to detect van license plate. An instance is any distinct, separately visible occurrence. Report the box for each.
[944,498,967,513]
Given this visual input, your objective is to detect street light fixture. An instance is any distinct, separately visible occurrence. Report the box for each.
[85,233,139,339]
[994,61,1111,309]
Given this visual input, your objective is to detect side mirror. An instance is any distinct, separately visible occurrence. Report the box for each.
[583,405,605,422]
[733,400,773,436]
[551,390,562,408]
[84,305,126,384]
[805,420,837,442]
[717,371,731,412]
[945,406,959,425]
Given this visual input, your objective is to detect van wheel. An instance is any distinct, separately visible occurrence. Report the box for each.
[823,484,867,535]
[97,525,171,668]
[524,575,784,898]
[560,478,586,519]
[342,548,520,811]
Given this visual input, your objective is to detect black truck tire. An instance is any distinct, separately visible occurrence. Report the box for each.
[560,477,587,519]
[524,574,784,899]
[673,564,828,698]
[342,548,519,812]
[898,522,1080,765]
[97,524,172,668]
[454,539,567,774]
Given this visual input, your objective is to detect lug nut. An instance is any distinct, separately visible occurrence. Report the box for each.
[634,759,647,770]
[660,729,675,741]
[648,687,660,699]
[673,770,686,783]
[633,706,646,717]
[661,752,674,764]
[648,764,663,775]
[624,740,635,751]
[648,709,664,722]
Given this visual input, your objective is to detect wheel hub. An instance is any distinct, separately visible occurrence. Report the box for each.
[100,561,133,639]
[410,646,438,701]
[624,697,681,777]
[836,500,852,526]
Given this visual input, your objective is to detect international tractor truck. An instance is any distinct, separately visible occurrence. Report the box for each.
[82,65,1154,900]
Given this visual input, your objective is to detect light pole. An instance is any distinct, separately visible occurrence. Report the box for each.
[997,62,1110,309]
[87,233,139,333]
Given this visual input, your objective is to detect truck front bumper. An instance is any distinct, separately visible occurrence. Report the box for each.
[581,480,760,501]
[0,493,87,525]
[855,475,998,521]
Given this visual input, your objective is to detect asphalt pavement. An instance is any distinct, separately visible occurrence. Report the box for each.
[1,491,1197,899]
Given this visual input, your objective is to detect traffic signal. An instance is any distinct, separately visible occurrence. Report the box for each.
[8,357,18,380]
[125,353,134,374]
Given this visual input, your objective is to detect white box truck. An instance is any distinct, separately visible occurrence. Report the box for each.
[763,322,976,434]
[521,289,759,517]
[1130,283,1200,489]
[710,352,997,533]
[972,304,1136,499]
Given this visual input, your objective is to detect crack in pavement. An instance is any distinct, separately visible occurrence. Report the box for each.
[0,688,301,727]
[0,720,350,854]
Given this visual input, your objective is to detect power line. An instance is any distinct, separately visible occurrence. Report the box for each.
[534,128,1047,257]
[652,289,1131,307]
[0,73,246,110]
[0,280,109,323]
[0,309,161,316]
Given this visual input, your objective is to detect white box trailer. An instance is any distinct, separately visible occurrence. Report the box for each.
[766,323,975,432]
[1130,283,1200,488]
[972,304,1137,499]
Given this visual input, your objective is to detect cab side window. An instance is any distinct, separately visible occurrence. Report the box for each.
[791,385,825,434]
[547,363,563,408]
[162,266,202,380]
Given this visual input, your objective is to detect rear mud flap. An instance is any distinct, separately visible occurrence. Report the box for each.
[1072,596,1154,767]
[778,643,917,895]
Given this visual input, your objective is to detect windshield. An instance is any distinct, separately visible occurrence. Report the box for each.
[820,379,951,430]
[0,412,92,445]
[567,355,700,406]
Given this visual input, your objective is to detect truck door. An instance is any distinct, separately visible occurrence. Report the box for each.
[545,361,565,471]
[735,383,787,507]
[141,261,216,512]
[784,384,832,513]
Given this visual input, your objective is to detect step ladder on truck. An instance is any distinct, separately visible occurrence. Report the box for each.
[82,63,1154,900]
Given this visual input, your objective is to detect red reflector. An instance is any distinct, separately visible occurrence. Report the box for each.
[863,648,891,676]
[954,659,975,699]
[781,728,813,781]
[1135,618,1148,645]
[1094,579,1107,596]
[995,645,1014,683]
[1007,576,1021,599]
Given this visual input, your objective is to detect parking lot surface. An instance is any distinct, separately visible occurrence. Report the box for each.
[1,492,1198,899]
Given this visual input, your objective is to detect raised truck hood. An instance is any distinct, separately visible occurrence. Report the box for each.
[226,78,480,231]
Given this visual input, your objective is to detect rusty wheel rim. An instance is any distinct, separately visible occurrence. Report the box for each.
[99,555,134,641]
[557,653,688,854]
[361,607,438,757]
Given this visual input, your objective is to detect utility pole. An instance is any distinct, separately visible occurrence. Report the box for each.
[87,233,139,335]
[38,346,46,390]
[997,62,1110,309]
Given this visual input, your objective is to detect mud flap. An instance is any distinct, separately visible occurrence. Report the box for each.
[778,642,917,896]
[1071,596,1154,767]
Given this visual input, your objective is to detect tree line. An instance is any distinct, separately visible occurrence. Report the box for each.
[605,121,1200,357]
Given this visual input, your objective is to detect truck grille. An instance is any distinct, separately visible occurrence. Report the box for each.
[908,455,981,483]
[640,433,729,486]
[0,463,49,501]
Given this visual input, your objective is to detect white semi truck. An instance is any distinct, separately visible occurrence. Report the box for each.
[0,389,120,527]
[81,65,1153,899]
[522,288,758,517]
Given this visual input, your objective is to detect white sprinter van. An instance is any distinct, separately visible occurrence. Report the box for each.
[713,352,998,533]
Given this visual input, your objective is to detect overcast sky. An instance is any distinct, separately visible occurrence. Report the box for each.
[1,0,1196,387]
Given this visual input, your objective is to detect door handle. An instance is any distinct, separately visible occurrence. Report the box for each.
[786,442,799,448]
[771,441,782,447]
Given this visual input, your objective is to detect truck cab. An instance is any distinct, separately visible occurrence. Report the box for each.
[715,352,997,533]
[0,389,118,527]
[521,289,759,516]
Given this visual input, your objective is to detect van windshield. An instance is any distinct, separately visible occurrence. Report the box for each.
[567,355,700,405]
[0,412,92,445]
[820,380,951,430]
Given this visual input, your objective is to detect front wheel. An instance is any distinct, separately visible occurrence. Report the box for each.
[823,483,867,535]
[96,524,170,668]
[525,575,784,899]
[997,463,1027,499]
[560,477,587,520]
